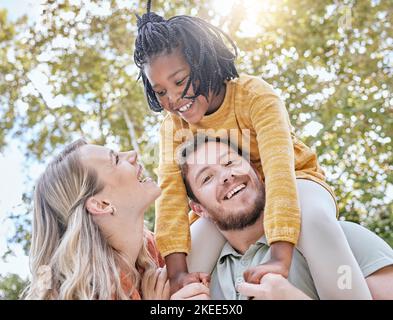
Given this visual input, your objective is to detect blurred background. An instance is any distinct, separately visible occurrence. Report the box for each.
[0,0,392,299]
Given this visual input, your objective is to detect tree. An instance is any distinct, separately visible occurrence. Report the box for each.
[224,0,393,244]
[0,9,32,147]
[0,0,392,286]
[0,274,28,300]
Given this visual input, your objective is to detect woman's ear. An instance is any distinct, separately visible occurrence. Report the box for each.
[189,200,209,219]
[85,197,114,216]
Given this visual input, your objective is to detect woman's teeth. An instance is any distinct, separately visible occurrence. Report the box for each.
[138,171,151,183]
[139,177,152,183]
[178,101,193,113]
[137,169,144,182]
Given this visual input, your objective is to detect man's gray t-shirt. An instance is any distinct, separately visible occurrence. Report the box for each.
[210,221,393,300]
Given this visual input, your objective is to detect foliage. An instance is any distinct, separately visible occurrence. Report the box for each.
[0,273,28,300]
[0,0,392,273]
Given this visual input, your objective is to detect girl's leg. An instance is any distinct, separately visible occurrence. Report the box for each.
[187,217,226,274]
[296,179,372,299]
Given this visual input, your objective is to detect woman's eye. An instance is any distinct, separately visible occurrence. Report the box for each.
[202,175,211,184]
[155,90,166,97]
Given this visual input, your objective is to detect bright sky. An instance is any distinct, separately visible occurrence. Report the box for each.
[0,144,30,278]
[0,0,41,22]
[0,0,352,280]
[0,0,43,279]
[0,0,390,281]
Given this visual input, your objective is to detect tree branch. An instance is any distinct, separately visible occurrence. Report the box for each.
[121,108,141,154]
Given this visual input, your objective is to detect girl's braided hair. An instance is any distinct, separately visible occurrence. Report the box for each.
[134,0,239,112]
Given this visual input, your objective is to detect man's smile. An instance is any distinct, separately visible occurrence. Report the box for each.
[221,180,249,201]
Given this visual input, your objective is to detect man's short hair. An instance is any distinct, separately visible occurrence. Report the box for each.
[177,134,249,203]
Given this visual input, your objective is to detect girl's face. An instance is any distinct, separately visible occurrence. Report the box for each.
[79,144,161,214]
[143,48,219,124]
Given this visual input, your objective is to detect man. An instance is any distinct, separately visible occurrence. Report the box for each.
[177,134,393,299]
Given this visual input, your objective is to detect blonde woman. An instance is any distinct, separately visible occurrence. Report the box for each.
[24,139,209,300]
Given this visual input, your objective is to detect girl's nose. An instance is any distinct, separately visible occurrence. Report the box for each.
[167,91,181,107]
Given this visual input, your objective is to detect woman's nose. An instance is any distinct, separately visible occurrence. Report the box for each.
[124,150,137,164]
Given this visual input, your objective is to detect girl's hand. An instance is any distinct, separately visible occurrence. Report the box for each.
[146,267,171,300]
[237,273,311,300]
[170,282,210,300]
[169,272,210,295]
[243,241,293,283]
[243,258,289,284]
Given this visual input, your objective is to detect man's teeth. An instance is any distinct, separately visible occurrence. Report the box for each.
[225,184,246,200]
[178,101,193,112]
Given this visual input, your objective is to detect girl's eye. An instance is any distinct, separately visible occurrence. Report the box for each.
[155,90,166,97]
[176,76,188,86]
[115,154,119,165]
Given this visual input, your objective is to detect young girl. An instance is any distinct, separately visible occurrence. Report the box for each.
[133,1,372,299]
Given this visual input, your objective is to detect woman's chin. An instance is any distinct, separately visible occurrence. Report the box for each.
[152,184,162,199]
[144,180,162,200]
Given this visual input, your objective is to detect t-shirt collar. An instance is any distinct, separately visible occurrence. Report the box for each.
[218,234,268,263]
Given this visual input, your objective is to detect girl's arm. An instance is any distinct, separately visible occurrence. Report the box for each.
[247,88,300,282]
[157,116,208,293]
[249,92,301,246]
[156,116,191,259]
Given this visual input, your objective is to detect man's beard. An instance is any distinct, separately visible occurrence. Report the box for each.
[209,186,265,231]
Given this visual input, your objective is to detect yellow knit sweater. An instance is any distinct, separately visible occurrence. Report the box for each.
[155,74,335,257]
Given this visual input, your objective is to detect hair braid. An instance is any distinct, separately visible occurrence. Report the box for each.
[134,1,239,112]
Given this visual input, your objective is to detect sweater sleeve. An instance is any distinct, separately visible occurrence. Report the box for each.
[145,230,165,267]
[250,92,301,246]
[154,117,191,257]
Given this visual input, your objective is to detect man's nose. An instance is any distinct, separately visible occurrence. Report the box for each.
[220,169,234,185]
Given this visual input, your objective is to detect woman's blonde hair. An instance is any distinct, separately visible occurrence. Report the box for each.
[24,139,157,299]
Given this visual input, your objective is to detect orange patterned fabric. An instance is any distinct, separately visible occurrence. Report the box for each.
[155,74,337,257]
[120,231,164,300]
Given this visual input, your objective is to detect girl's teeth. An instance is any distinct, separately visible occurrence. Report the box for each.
[179,101,193,112]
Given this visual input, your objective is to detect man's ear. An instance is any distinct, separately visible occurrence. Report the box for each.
[250,161,263,183]
[85,197,113,216]
[189,200,209,219]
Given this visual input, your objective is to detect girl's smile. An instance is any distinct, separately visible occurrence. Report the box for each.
[143,48,226,124]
